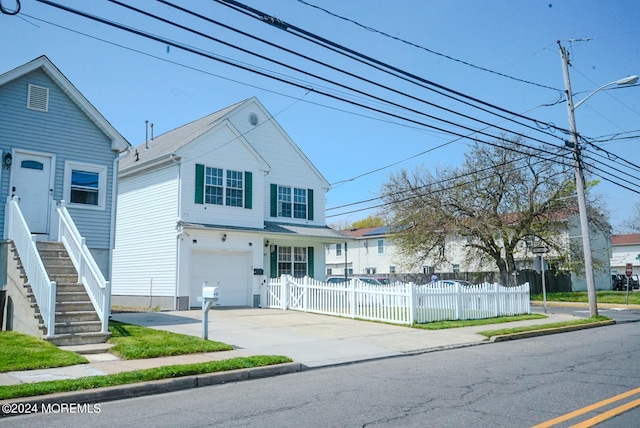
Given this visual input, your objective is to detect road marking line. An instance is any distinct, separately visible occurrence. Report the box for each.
[531,386,640,428]
[570,396,640,428]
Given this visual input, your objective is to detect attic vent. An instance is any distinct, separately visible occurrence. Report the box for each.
[27,84,49,112]
[248,112,258,126]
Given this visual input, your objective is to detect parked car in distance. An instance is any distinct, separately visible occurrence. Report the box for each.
[612,274,637,291]
[440,279,477,287]
[326,276,385,285]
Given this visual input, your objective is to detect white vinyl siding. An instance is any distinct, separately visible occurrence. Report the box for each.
[111,165,179,297]
[183,123,264,229]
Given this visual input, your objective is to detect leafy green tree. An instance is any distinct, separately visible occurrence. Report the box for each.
[350,215,384,229]
[380,136,609,284]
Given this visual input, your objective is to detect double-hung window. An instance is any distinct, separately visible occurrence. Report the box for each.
[271,184,314,220]
[293,188,307,219]
[195,164,251,209]
[275,246,312,278]
[64,161,107,210]
[205,167,223,205]
[226,170,243,207]
[278,186,291,217]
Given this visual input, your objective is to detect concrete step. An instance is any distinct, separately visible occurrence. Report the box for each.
[56,291,92,302]
[45,332,112,346]
[56,283,86,293]
[58,343,115,355]
[53,321,103,335]
[56,301,96,312]
[43,265,78,276]
[55,311,101,323]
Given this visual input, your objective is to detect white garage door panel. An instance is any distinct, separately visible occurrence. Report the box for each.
[191,251,251,307]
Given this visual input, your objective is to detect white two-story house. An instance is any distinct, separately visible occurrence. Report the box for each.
[111,97,346,309]
[328,215,611,291]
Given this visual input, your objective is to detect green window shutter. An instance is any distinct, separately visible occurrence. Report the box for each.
[270,245,278,278]
[270,184,278,217]
[307,246,314,278]
[195,164,204,204]
[244,171,252,209]
[307,189,314,221]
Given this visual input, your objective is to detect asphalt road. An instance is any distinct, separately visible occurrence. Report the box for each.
[534,302,640,324]
[5,320,640,427]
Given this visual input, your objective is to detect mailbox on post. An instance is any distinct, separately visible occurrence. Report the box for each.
[199,282,220,340]
[202,286,219,301]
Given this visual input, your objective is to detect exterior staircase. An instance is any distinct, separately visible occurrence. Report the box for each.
[30,242,111,346]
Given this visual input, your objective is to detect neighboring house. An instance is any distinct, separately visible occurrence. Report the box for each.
[0,56,130,343]
[111,97,347,310]
[325,226,395,276]
[610,233,640,275]
[328,215,611,291]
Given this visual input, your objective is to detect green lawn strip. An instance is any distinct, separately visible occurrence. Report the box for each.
[0,332,88,373]
[412,313,547,330]
[0,355,292,400]
[477,315,611,338]
[108,321,233,359]
[530,291,640,305]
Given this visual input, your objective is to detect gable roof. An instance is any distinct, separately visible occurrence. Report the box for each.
[0,55,130,152]
[119,97,330,188]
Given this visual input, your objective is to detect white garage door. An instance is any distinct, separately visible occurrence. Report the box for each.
[190,251,251,307]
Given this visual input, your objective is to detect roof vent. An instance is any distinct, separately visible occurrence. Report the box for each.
[27,84,49,112]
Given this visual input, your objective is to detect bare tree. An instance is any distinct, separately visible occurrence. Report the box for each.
[620,201,640,233]
[380,136,609,284]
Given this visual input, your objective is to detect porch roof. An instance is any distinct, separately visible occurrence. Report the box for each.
[177,221,350,242]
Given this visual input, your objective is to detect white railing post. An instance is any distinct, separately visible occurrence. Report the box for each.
[47,281,57,336]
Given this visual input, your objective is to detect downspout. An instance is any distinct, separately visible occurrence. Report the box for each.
[109,146,131,314]
[171,154,181,310]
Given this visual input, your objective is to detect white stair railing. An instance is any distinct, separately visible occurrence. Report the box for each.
[6,197,56,336]
[56,201,110,334]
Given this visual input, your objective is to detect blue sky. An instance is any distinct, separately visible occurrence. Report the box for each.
[2,0,639,230]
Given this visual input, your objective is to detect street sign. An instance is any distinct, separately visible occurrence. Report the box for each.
[625,263,633,278]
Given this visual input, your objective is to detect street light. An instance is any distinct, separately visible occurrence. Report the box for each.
[558,41,638,317]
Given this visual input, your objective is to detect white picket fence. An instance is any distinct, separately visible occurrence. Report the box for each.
[264,276,530,325]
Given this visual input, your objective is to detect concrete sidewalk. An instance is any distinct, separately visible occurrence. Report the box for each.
[0,308,588,387]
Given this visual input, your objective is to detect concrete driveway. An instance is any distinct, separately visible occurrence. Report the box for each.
[111,308,577,368]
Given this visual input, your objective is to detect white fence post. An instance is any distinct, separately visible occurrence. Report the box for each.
[303,276,309,312]
[350,279,356,319]
[409,282,416,324]
[455,282,462,320]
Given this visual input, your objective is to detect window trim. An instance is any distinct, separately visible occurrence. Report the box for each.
[63,161,107,210]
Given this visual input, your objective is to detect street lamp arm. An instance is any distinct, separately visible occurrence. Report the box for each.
[573,75,639,110]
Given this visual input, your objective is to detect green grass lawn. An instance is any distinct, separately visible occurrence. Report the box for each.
[478,315,611,338]
[412,313,547,330]
[0,355,292,400]
[108,321,233,359]
[530,291,640,305]
[0,332,88,372]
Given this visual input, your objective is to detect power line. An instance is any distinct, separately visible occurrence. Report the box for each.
[215,0,571,137]
[295,0,563,93]
[35,0,570,167]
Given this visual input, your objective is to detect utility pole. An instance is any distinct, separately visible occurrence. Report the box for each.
[558,41,598,317]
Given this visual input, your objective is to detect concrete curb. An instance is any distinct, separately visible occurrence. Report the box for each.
[531,301,640,309]
[0,362,302,417]
[489,320,616,342]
